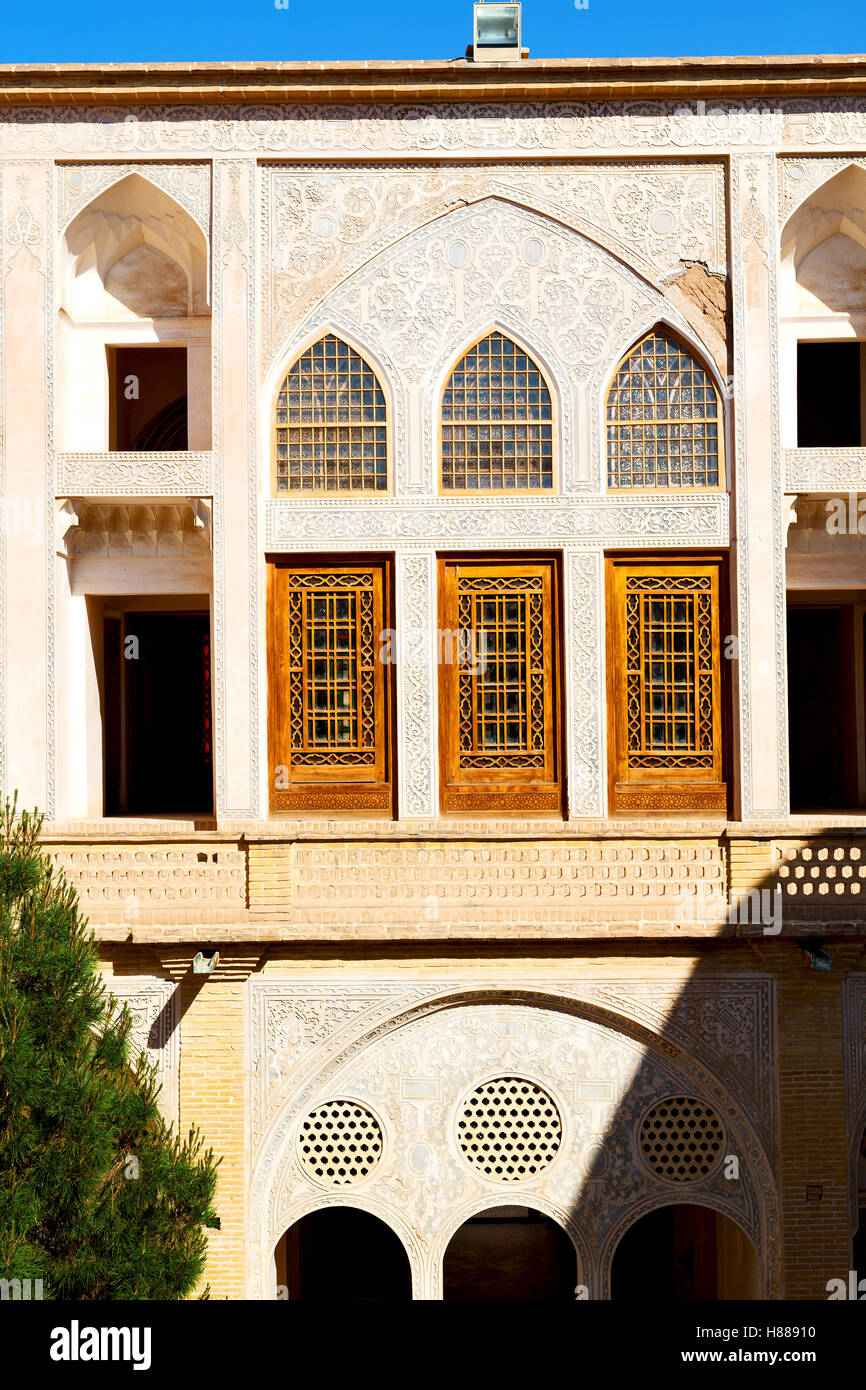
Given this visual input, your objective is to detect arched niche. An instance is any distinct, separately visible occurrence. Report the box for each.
[779,166,866,449]
[610,1201,762,1301]
[442,1203,578,1301]
[57,173,211,452]
[273,1205,413,1301]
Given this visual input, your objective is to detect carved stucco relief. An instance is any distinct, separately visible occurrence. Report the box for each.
[264,195,704,495]
[108,976,179,1127]
[248,979,779,1299]
[778,154,866,225]
[7,98,866,159]
[262,162,726,359]
[57,161,212,237]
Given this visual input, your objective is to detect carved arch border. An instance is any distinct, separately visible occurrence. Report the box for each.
[265,1192,424,1300]
[262,321,400,498]
[248,984,780,1300]
[598,312,732,495]
[597,1191,764,1301]
[429,317,566,496]
[429,1192,590,1302]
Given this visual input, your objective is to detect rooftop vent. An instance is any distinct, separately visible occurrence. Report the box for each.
[471,2,525,62]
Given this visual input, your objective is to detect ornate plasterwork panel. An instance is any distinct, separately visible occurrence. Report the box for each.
[784,446,866,493]
[395,550,437,818]
[266,197,690,494]
[56,450,214,497]
[248,978,778,1299]
[108,976,179,1127]
[266,495,730,547]
[778,155,866,226]
[57,161,211,236]
[565,548,606,818]
[7,98,866,160]
[262,162,726,361]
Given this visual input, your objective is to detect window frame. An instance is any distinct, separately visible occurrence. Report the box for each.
[606,553,728,814]
[605,328,726,494]
[438,331,558,496]
[438,554,564,815]
[267,556,395,812]
[272,334,392,497]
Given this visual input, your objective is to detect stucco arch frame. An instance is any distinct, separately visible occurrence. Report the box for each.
[248,985,780,1299]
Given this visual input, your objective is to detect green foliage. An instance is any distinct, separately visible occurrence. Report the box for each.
[0,795,220,1299]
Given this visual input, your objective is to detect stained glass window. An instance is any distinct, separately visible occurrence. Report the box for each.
[607,331,722,489]
[441,333,553,491]
[275,335,387,493]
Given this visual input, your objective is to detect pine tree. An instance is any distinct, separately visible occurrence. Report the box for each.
[0,797,220,1299]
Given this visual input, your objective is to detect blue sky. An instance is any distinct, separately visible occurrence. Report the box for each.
[0,0,861,64]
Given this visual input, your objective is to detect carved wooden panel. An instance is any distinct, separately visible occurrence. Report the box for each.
[607,556,727,813]
[268,559,394,811]
[438,557,562,814]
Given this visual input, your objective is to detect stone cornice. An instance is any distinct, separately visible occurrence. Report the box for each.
[2,54,866,106]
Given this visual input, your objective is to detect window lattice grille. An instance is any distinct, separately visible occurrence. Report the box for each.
[276,335,387,493]
[441,333,553,491]
[298,1100,383,1186]
[607,331,721,490]
[287,570,376,767]
[457,1077,562,1181]
[457,574,546,770]
[639,1096,725,1182]
[626,574,714,771]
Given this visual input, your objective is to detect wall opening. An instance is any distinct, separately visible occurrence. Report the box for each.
[275,1208,412,1301]
[611,1203,761,1300]
[102,606,213,816]
[108,345,189,450]
[797,342,866,447]
[786,597,866,811]
[443,1205,576,1301]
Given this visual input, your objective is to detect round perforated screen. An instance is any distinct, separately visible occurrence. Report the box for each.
[639,1096,725,1181]
[457,1077,562,1182]
[298,1100,383,1186]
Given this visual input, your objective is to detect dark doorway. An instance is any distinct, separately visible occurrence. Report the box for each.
[797,342,863,447]
[108,345,188,451]
[443,1206,576,1301]
[103,611,213,816]
[787,605,856,811]
[611,1204,760,1300]
[278,1208,411,1301]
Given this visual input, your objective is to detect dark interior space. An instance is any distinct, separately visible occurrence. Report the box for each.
[108,344,188,450]
[103,610,212,816]
[786,604,857,811]
[797,342,862,447]
[443,1206,576,1300]
[280,1208,412,1300]
[611,1204,719,1300]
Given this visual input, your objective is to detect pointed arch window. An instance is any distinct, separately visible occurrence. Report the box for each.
[275,335,388,493]
[441,332,553,491]
[606,331,723,490]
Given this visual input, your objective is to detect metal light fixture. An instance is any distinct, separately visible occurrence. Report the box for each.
[473,3,522,62]
[798,940,833,973]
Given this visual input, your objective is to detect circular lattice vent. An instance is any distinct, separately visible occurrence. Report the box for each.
[458,1077,562,1182]
[298,1100,383,1186]
[639,1096,725,1182]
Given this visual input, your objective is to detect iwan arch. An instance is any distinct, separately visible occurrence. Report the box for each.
[2,55,866,1299]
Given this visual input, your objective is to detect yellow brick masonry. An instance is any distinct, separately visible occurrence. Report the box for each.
[100,940,866,1298]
